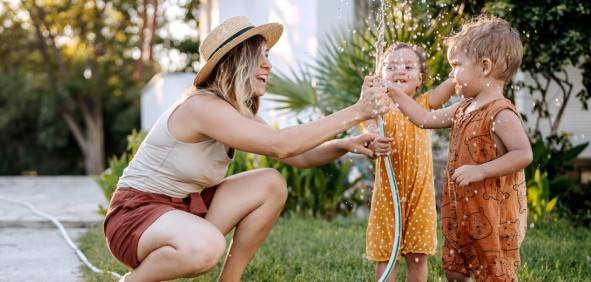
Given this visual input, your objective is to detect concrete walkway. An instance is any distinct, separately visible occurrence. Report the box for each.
[0,176,108,282]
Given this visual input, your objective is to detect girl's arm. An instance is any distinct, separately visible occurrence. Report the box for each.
[386,83,460,129]
[362,80,454,133]
[427,78,455,109]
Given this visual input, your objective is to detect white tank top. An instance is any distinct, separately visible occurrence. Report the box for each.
[117,94,234,198]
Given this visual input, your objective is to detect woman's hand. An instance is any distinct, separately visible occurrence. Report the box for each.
[340,133,393,159]
[356,76,393,119]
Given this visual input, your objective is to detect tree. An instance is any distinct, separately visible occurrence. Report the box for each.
[0,0,150,174]
[135,0,160,81]
[267,0,466,116]
[485,0,591,136]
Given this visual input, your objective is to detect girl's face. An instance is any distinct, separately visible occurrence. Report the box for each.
[381,48,423,96]
[254,43,271,97]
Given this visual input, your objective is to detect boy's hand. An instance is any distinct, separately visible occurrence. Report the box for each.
[342,133,392,159]
[452,165,486,187]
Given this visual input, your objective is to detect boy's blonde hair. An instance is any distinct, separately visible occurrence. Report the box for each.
[444,15,523,83]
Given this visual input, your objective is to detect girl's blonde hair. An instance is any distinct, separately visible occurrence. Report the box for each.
[383,42,428,80]
[197,35,266,117]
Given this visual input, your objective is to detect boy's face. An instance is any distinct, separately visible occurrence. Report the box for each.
[381,48,422,96]
[447,48,482,98]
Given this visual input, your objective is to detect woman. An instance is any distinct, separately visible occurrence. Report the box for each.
[105,16,393,282]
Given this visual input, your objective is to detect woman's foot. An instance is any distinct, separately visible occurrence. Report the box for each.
[118,272,130,282]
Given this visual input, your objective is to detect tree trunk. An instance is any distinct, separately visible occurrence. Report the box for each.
[549,71,574,136]
[135,0,148,82]
[149,0,158,62]
[84,98,105,175]
[83,120,105,175]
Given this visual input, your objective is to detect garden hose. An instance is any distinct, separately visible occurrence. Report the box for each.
[0,196,123,279]
[371,0,402,279]
[376,117,403,282]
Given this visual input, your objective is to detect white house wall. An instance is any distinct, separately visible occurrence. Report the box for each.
[199,0,354,76]
[515,65,591,158]
[140,73,197,131]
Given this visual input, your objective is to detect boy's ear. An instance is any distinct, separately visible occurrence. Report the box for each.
[481,58,493,76]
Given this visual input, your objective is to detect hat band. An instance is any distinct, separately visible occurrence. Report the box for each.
[208,26,254,60]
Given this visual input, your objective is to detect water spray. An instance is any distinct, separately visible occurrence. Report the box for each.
[373,1,403,281]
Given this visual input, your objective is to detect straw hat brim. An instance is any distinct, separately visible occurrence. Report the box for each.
[194,23,283,86]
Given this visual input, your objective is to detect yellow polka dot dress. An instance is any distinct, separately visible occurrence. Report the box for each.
[366,94,437,261]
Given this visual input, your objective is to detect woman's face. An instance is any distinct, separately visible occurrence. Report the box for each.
[381,48,423,96]
[254,42,271,97]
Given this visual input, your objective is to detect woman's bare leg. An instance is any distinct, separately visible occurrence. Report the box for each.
[205,168,288,282]
[124,210,226,282]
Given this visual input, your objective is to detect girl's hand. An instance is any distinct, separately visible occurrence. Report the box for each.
[452,165,486,187]
[356,76,392,119]
[382,79,407,102]
[341,133,392,159]
[367,136,393,158]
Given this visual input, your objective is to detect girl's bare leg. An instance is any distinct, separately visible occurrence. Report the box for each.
[405,253,428,282]
[376,261,397,282]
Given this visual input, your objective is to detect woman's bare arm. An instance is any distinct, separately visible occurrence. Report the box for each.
[251,117,384,168]
[182,86,390,159]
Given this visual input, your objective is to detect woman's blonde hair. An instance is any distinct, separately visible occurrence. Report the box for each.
[197,35,266,117]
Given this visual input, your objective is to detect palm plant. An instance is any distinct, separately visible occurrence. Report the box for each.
[265,66,318,115]
[267,1,466,116]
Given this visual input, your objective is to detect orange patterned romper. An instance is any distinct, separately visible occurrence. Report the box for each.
[442,98,527,281]
[366,94,437,261]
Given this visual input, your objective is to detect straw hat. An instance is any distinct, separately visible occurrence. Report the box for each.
[194,16,283,86]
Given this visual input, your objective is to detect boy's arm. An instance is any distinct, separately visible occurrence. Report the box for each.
[452,110,533,186]
[427,78,455,109]
[385,83,459,129]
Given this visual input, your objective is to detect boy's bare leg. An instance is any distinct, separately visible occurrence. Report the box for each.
[375,261,397,282]
[445,270,471,282]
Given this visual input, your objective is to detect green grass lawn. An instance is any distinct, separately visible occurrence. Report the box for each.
[79,216,591,281]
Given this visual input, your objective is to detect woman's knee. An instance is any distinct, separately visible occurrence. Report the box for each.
[178,232,226,275]
[257,168,288,201]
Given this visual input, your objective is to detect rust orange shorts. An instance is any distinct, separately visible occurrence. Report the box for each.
[103,187,217,268]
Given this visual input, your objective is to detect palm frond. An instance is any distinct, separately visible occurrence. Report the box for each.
[267,1,466,117]
[266,66,318,114]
